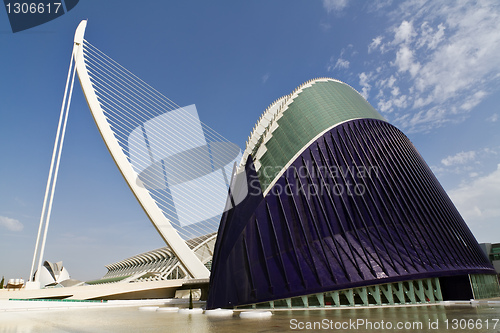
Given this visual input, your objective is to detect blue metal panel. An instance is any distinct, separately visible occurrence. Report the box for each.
[207,118,495,309]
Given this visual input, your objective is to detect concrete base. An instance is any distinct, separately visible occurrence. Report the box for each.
[23,282,41,290]
[0,279,184,301]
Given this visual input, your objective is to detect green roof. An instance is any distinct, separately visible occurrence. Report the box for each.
[85,275,131,285]
[252,79,385,191]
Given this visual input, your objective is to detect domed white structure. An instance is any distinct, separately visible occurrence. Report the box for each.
[34,261,71,287]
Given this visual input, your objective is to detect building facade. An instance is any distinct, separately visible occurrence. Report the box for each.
[479,243,500,274]
[207,78,499,309]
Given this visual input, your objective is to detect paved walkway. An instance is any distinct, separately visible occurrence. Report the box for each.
[0,299,172,312]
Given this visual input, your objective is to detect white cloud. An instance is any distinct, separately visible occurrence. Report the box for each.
[392,94,408,108]
[460,91,487,111]
[432,147,498,179]
[327,47,352,72]
[358,72,372,99]
[320,22,332,31]
[367,0,394,12]
[322,0,349,13]
[376,77,408,113]
[328,57,350,72]
[487,113,498,122]
[393,45,421,77]
[483,147,498,156]
[416,22,446,49]
[377,75,397,90]
[262,73,270,84]
[399,107,448,131]
[441,150,476,166]
[393,20,416,45]
[361,0,500,132]
[391,86,399,96]
[336,58,350,69]
[378,99,392,113]
[448,164,500,242]
[368,36,384,53]
[0,216,24,232]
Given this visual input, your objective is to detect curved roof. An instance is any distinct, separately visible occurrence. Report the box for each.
[241,78,385,192]
[101,233,217,282]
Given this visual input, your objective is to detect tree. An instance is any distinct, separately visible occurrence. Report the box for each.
[0,276,4,289]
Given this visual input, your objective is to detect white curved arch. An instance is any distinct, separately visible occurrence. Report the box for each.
[73,20,209,279]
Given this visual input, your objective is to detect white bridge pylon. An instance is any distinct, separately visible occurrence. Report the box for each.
[27,21,84,288]
[73,20,209,279]
[29,19,244,285]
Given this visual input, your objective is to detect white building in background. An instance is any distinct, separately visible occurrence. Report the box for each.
[34,261,83,288]
[88,233,216,285]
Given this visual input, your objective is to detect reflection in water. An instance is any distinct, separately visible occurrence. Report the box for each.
[1,304,500,333]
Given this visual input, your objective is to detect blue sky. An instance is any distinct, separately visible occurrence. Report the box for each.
[1,0,499,282]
